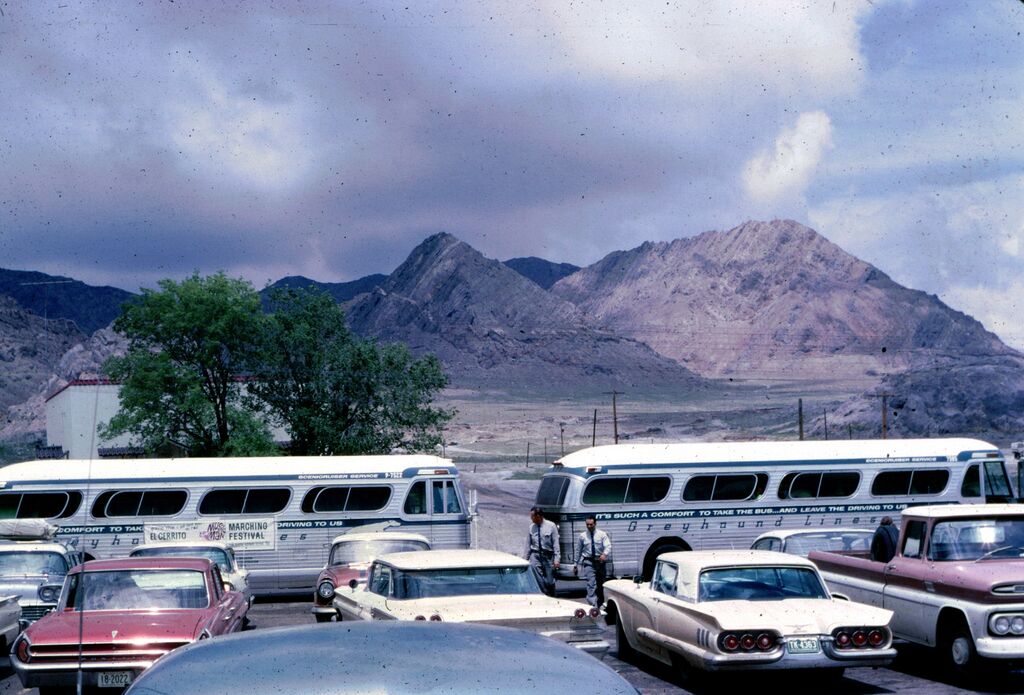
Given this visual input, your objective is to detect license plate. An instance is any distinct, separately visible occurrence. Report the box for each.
[98,671,134,688]
[787,637,820,654]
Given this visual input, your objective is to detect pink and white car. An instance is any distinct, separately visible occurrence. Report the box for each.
[11,557,248,693]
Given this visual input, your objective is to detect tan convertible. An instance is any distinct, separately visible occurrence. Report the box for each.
[604,550,895,677]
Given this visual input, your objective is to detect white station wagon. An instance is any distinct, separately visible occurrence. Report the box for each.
[605,550,896,678]
[332,549,609,656]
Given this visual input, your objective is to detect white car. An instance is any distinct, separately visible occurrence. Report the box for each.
[751,528,874,557]
[605,550,895,677]
[130,541,252,607]
[333,549,609,656]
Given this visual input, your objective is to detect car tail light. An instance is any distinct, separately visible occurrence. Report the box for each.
[835,631,851,648]
[721,634,740,651]
[15,637,29,663]
[834,627,887,649]
[574,608,586,619]
[429,614,442,622]
[740,634,755,650]
[868,629,885,646]
[589,607,601,618]
[719,631,778,653]
[414,615,426,621]
[756,633,774,650]
[852,630,867,647]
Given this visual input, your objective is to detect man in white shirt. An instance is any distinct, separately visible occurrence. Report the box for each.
[574,515,611,607]
[524,506,560,596]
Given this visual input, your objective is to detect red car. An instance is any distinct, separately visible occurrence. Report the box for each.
[312,531,430,622]
[11,556,248,694]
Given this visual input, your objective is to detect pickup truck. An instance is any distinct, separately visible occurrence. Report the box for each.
[809,503,1024,675]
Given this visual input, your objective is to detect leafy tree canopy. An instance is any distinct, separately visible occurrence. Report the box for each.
[250,288,454,455]
[101,273,275,456]
[102,276,453,457]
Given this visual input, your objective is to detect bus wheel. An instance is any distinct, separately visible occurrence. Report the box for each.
[642,542,687,580]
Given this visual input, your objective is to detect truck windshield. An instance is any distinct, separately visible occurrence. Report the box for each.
[0,551,68,576]
[698,566,828,601]
[928,517,1024,561]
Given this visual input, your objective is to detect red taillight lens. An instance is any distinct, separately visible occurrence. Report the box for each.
[414,615,426,621]
[868,629,885,646]
[740,634,756,650]
[429,614,442,622]
[574,608,586,619]
[852,630,867,647]
[757,633,774,651]
[589,607,600,618]
[15,638,29,663]
[722,634,740,651]
[835,631,850,648]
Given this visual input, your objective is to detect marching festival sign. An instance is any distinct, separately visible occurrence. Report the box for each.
[143,519,277,550]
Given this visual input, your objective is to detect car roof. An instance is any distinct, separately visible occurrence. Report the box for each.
[905,503,1024,519]
[72,557,214,573]
[130,541,231,552]
[753,528,874,542]
[376,549,528,570]
[659,549,817,573]
[125,622,638,695]
[329,531,431,545]
[0,542,70,553]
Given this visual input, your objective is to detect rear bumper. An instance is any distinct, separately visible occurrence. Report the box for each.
[13,658,154,688]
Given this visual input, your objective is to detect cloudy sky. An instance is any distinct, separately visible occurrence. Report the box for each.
[1,1,1021,348]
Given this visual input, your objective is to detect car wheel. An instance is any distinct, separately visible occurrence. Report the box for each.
[943,623,979,676]
[315,613,334,623]
[615,615,635,662]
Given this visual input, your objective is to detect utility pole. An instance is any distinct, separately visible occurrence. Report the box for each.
[591,409,597,447]
[603,391,622,444]
[823,409,828,440]
[869,393,894,439]
[525,442,530,468]
[543,438,547,465]
[559,423,565,456]
[798,398,804,441]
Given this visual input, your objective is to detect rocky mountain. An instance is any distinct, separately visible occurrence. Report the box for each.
[260,274,387,308]
[0,294,88,437]
[502,257,580,289]
[346,233,708,393]
[1,327,128,440]
[552,219,1016,383]
[0,268,135,334]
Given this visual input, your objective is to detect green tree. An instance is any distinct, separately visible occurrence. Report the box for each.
[250,288,454,455]
[101,273,276,456]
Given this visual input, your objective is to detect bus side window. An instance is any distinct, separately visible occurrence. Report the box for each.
[961,464,981,498]
[404,481,427,515]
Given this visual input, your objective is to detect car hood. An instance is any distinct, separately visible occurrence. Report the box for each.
[698,599,892,633]
[0,578,50,600]
[385,594,586,622]
[25,610,205,645]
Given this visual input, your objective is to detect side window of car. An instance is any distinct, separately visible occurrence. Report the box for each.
[902,520,926,559]
[369,564,392,596]
[651,561,678,596]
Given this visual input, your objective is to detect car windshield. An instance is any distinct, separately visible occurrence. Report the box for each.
[785,531,873,557]
[132,547,231,572]
[698,566,828,601]
[0,551,68,576]
[391,566,540,599]
[66,569,210,610]
[330,539,429,565]
[928,517,1024,561]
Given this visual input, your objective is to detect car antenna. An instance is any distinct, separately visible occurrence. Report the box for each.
[75,379,103,695]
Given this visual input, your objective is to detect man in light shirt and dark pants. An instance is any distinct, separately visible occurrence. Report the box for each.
[574,515,611,608]
[525,506,560,596]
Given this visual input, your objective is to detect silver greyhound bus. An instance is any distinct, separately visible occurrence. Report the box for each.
[0,455,472,595]
[535,438,1014,580]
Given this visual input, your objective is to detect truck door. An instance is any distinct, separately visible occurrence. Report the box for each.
[882,519,939,644]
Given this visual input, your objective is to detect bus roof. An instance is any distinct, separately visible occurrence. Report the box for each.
[0,455,456,486]
[552,438,1000,470]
